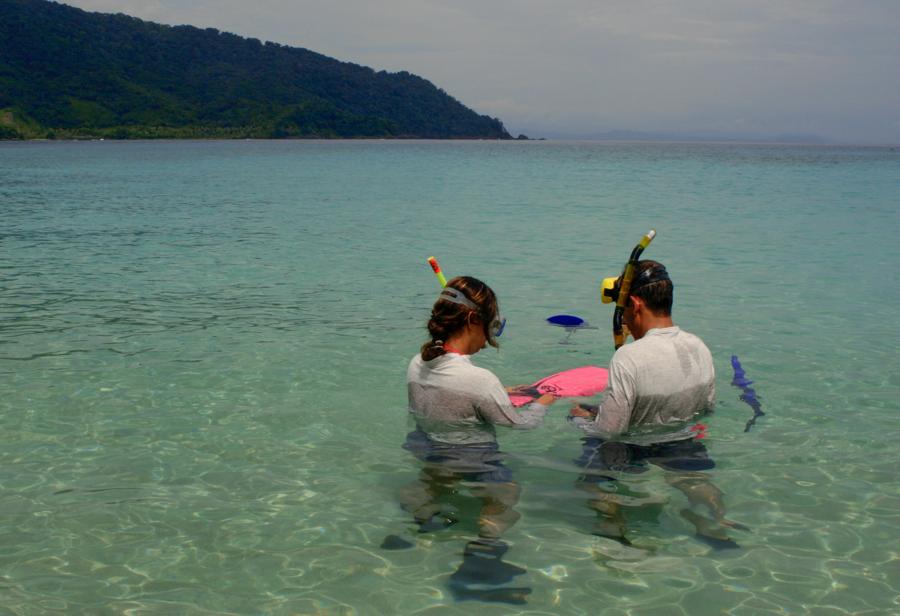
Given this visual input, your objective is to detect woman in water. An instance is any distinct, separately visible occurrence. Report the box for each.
[395,276,554,604]
[407,275,554,436]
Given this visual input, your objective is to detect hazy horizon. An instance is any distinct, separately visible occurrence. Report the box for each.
[59,0,900,145]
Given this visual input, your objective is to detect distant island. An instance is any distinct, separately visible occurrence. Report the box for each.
[569,129,829,145]
[0,0,514,140]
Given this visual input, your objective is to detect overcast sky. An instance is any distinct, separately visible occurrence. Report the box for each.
[62,0,900,144]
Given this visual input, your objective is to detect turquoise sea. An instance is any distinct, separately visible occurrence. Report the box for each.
[1,140,898,614]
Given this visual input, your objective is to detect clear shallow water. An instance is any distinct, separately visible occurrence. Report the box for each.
[1,140,898,614]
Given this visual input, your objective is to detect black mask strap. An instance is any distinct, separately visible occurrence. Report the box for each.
[629,265,669,293]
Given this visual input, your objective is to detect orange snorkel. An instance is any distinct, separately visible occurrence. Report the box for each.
[427,256,447,287]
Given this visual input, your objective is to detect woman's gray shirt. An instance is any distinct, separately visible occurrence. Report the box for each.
[407,352,548,445]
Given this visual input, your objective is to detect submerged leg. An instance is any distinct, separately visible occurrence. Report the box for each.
[668,473,727,519]
[667,473,747,549]
[447,480,531,604]
[679,509,740,550]
[400,468,461,532]
[577,481,630,545]
[468,480,521,539]
[382,468,462,549]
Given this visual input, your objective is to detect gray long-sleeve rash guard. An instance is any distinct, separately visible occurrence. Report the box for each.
[407,352,548,445]
[571,326,715,442]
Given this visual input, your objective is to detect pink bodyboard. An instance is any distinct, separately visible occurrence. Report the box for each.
[508,365,609,407]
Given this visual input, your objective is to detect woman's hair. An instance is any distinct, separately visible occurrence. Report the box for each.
[420,276,500,361]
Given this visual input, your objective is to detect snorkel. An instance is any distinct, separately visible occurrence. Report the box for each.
[427,256,448,287]
[600,230,657,349]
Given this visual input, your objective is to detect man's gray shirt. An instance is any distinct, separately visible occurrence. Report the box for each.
[572,326,715,442]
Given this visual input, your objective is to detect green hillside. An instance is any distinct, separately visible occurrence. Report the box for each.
[0,0,512,139]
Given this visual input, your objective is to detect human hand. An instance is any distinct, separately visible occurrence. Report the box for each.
[535,393,556,406]
[569,404,596,419]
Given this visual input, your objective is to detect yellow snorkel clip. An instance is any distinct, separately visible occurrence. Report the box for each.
[603,230,657,349]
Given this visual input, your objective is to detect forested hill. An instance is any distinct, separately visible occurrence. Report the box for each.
[0,0,512,139]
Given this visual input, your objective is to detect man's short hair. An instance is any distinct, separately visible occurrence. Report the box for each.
[630,260,673,315]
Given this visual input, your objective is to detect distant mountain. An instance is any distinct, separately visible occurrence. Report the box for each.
[556,129,829,145]
[0,0,511,139]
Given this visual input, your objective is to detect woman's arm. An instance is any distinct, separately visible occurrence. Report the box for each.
[477,374,555,429]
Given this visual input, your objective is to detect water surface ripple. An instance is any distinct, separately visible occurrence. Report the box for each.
[1,140,898,614]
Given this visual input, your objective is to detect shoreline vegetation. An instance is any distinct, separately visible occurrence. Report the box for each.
[1,2,866,145]
[0,0,520,141]
[0,109,532,141]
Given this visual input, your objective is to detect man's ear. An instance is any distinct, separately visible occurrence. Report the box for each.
[629,295,644,312]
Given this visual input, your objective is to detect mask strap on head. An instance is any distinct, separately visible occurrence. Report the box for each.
[439,287,505,339]
[438,287,479,311]
[629,264,670,293]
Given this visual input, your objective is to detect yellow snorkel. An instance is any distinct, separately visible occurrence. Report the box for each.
[601,230,657,349]
[427,256,448,287]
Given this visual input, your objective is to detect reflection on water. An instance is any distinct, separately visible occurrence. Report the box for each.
[1,140,898,613]
[573,436,747,550]
[384,429,531,603]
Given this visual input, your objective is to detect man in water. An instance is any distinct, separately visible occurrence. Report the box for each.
[569,260,745,547]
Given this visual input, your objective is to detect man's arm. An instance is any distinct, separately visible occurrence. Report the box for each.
[569,356,634,435]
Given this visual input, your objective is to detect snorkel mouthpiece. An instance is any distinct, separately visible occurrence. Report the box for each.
[607,230,657,349]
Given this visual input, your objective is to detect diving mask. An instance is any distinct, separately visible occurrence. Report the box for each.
[601,263,670,304]
[438,287,506,338]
